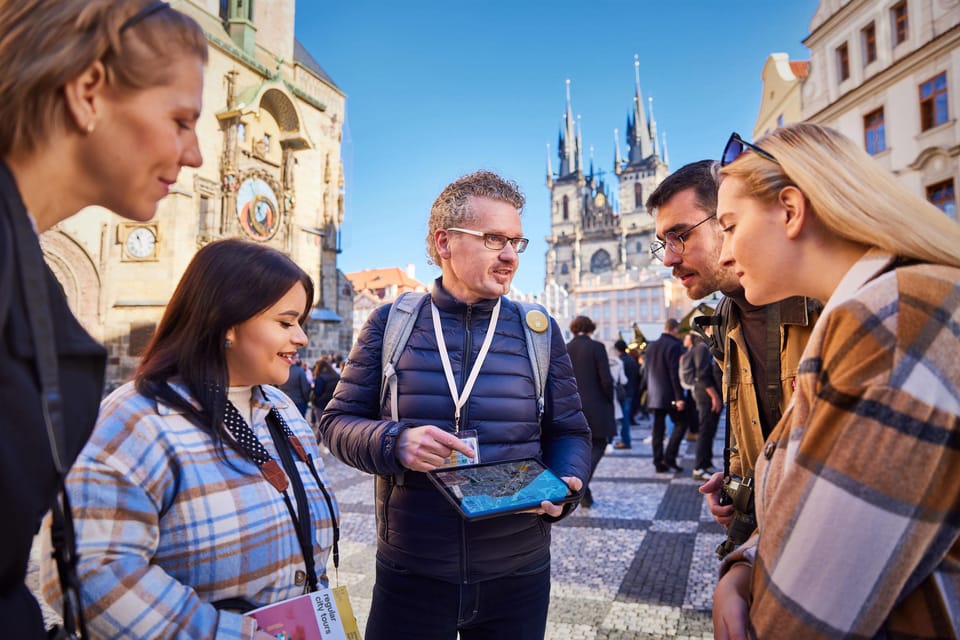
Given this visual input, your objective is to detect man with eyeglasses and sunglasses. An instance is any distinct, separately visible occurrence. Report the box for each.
[319,170,591,640]
[645,156,817,534]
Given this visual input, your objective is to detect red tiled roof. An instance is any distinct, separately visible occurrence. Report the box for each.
[345,267,425,294]
[789,61,810,78]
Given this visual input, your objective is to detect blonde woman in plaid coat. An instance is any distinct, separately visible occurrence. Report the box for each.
[713,123,960,639]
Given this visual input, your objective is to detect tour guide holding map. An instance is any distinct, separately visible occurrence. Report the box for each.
[318,170,591,639]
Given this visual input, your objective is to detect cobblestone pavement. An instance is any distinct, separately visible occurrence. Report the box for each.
[325,418,726,640]
[29,418,726,639]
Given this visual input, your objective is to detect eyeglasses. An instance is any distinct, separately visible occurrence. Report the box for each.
[649,214,717,262]
[446,227,529,253]
[721,132,778,167]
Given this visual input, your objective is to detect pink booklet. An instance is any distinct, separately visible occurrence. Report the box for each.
[245,586,360,640]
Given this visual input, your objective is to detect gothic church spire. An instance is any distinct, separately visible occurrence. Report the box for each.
[627,55,652,164]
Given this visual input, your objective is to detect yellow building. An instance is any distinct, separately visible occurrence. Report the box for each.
[43,0,352,389]
[753,54,809,138]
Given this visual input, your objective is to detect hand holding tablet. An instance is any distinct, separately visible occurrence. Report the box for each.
[426,458,580,521]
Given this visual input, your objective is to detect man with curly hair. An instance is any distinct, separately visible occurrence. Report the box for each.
[320,171,592,639]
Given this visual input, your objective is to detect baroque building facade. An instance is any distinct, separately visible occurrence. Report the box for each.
[544,61,696,343]
[755,0,960,219]
[44,0,352,389]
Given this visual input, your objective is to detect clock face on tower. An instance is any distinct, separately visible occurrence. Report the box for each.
[124,225,158,260]
[236,177,280,240]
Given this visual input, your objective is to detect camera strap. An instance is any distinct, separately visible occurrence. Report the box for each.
[1,163,87,638]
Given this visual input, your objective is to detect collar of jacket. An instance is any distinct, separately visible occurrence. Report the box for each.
[778,296,819,327]
[155,381,286,416]
[431,277,502,315]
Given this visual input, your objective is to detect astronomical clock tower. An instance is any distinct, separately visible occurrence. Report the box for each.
[48,0,351,389]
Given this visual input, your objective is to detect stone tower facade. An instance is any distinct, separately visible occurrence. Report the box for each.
[46,0,352,390]
[544,60,688,344]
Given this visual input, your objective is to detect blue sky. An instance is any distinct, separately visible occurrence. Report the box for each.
[295,1,819,294]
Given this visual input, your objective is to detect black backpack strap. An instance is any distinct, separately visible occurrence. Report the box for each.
[694,296,731,363]
[0,163,87,638]
[765,302,783,427]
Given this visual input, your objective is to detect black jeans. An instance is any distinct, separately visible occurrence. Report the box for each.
[693,388,721,470]
[365,554,552,640]
[651,406,687,468]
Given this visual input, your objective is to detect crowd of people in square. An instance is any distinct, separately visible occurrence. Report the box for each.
[2,2,959,639]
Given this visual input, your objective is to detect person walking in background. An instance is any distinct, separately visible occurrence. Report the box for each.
[0,2,207,637]
[319,170,591,640]
[632,348,649,424]
[310,357,340,437]
[613,339,641,449]
[643,318,687,473]
[279,352,311,417]
[609,349,627,429]
[684,333,722,481]
[566,316,616,508]
[712,123,960,638]
[40,239,339,640]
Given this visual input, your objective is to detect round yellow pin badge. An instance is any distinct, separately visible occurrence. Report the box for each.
[525,309,549,333]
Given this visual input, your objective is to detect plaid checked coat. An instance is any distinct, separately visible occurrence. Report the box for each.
[728,250,960,638]
[40,382,339,640]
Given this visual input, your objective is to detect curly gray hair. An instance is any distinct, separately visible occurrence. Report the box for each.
[425,170,525,265]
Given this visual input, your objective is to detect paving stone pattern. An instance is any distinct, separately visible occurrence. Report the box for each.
[328,419,727,639]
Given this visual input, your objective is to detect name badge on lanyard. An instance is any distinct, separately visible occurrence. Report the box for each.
[431,298,501,467]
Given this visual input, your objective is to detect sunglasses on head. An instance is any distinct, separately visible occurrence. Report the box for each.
[721,132,779,167]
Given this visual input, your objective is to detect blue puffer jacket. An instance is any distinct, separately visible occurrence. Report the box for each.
[319,279,591,583]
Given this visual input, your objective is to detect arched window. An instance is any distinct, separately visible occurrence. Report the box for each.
[562,195,569,220]
[634,183,643,208]
[590,249,612,274]
[560,263,569,275]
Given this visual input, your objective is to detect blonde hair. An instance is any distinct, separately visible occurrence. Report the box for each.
[719,123,960,269]
[426,170,525,265]
[0,0,208,156]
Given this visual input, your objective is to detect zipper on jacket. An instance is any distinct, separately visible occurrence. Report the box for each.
[458,304,474,433]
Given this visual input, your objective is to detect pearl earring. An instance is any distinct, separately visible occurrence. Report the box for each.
[85,122,95,134]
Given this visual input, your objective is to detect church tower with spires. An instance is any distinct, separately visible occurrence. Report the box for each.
[544,58,688,343]
[545,80,618,293]
[615,56,670,250]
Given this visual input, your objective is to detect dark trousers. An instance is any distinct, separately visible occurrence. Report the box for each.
[619,396,634,445]
[693,388,721,470]
[584,436,607,503]
[651,406,686,468]
[366,554,551,640]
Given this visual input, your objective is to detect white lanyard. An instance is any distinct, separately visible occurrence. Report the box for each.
[431,298,501,431]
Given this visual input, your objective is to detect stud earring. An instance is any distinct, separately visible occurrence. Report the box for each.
[85,122,95,134]
[224,338,232,349]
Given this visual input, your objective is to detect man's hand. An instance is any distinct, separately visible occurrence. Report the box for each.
[699,471,734,526]
[538,476,583,517]
[673,399,685,411]
[396,425,475,472]
[713,562,752,640]
[706,387,722,413]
